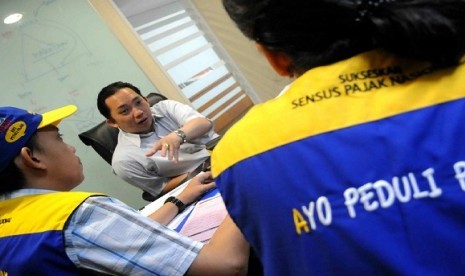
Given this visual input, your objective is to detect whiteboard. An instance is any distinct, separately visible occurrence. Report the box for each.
[0,0,155,209]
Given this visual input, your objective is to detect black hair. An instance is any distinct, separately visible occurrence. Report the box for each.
[97,81,142,119]
[0,134,40,194]
[223,0,465,74]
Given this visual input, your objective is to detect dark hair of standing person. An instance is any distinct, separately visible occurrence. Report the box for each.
[223,0,465,75]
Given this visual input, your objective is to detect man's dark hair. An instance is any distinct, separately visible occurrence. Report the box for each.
[97,81,142,119]
[223,0,465,74]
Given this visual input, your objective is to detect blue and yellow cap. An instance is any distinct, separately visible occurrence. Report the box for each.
[0,105,77,173]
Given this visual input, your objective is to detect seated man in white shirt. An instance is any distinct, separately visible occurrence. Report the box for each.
[97,81,219,199]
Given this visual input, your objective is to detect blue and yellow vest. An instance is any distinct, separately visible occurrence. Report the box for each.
[0,192,102,275]
[212,50,465,275]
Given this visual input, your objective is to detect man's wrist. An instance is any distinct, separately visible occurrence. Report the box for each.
[164,196,186,214]
[174,129,187,144]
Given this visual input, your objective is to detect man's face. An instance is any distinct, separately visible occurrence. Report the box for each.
[34,126,84,190]
[105,88,153,134]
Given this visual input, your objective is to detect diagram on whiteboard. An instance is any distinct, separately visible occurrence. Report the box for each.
[0,0,107,132]
[19,20,92,83]
[0,0,154,134]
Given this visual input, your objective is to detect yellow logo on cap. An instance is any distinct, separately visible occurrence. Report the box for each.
[5,121,27,143]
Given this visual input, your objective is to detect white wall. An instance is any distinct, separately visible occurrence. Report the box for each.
[0,0,152,209]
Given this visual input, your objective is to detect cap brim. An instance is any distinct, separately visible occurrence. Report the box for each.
[38,105,78,128]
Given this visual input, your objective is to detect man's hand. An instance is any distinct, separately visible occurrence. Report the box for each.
[145,132,182,162]
[147,171,215,225]
[145,118,213,162]
[177,171,215,205]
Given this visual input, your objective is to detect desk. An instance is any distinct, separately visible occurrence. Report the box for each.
[139,181,227,243]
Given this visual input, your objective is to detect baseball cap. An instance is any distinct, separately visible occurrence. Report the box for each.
[0,105,78,173]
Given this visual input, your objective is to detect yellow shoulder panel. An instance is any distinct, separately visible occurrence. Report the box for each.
[0,192,103,236]
[212,51,465,176]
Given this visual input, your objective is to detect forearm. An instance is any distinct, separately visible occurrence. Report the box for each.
[145,117,214,159]
[177,118,213,142]
[147,202,179,226]
[146,174,188,225]
[149,172,214,225]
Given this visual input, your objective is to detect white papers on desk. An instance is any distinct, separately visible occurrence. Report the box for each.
[138,181,227,243]
[179,192,227,243]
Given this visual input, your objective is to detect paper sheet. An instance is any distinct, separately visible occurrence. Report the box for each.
[179,193,227,243]
[139,181,227,242]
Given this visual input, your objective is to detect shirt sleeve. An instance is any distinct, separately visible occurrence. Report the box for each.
[157,100,205,124]
[64,195,203,275]
[156,100,218,144]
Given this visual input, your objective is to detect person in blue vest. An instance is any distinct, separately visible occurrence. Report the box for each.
[212,0,465,275]
[0,105,249,275]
